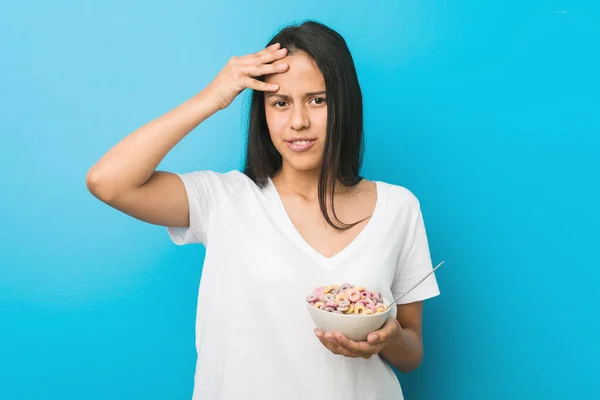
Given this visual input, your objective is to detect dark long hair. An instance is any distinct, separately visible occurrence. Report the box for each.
[243,20,364,230]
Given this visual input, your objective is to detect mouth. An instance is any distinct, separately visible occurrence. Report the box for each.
[284,138,317,152]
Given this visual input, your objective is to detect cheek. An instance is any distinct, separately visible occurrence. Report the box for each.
[265,110,287,139]
[313,109,328,134]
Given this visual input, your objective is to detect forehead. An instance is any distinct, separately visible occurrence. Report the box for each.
[264,52,325,89]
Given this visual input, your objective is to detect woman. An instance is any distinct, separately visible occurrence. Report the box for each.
[87,20,440,400]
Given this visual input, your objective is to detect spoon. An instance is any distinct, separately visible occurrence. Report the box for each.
[392,261,445,304]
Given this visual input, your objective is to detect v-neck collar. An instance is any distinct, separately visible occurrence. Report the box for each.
[265,177,385,268]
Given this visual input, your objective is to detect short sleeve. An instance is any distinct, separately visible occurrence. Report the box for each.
[166,170,242,246]
[391,201,441,305]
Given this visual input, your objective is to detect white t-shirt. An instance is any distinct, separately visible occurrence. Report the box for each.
[166,170,440,400]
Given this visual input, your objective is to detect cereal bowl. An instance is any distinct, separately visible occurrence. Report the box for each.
[305,284,393,342]
[306,298,392,342]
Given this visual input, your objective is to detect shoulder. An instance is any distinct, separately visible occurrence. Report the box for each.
[376,180,421,210]
[374,181,426,236]
[182,169,256,192]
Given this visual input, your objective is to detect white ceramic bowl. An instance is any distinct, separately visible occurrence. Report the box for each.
[306,298,393,342]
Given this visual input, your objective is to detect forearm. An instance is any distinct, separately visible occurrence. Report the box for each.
[86,89,218,199]
[379,323,424,373]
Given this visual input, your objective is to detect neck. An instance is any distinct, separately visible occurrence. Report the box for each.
[272,164,351,201]
[272,166,321,201]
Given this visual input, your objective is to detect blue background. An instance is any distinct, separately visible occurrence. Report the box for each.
[1,1,598,399]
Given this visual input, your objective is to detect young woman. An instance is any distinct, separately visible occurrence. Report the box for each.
[87,20,440,400]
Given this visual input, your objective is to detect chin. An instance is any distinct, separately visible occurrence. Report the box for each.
[284,157,322,173]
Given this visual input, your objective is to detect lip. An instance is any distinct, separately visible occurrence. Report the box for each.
[284,138,317,152]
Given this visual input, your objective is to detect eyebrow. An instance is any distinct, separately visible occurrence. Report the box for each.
[265,90,326,99]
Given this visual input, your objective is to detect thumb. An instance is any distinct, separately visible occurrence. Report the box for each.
[367,333,379,344]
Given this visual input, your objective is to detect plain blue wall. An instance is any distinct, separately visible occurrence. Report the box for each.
[1,1,599,399]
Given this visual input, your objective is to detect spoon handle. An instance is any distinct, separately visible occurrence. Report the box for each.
[392,261,445,304]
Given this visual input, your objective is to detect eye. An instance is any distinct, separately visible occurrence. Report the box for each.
[311,97,327,105]
[273,101,288,108]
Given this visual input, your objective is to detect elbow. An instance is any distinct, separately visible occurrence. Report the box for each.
[396,350,424,374]
[86,168,115,202]
[397,358,423,374]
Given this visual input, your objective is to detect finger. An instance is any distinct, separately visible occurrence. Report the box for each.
[234,45,282,66]
[324,332,339,346]
[337,334,377,358]
[326,335,362,358]
[319,338,340,354]
[257,47,288,65]
[240,62,289,78]
[315,330,338,354]
[368,318,397,344]
[367,328,387,345]
[244,77,279,92]
[319,333,341,355]
[256,42,281,56]
[367,333,380,345]
[336,344,361,358]
[333,334,368,358]
[334,334,364,353]
[239,46,285,66]
[325,333,348,355]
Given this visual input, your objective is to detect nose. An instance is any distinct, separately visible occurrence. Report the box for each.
[290,105,310,131]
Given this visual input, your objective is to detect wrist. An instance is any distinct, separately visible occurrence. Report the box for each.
[380,324,423,373]
[383,319,403,350]
[191,88,221,117]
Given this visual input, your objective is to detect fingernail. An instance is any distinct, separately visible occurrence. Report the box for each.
[370,334,378,342]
